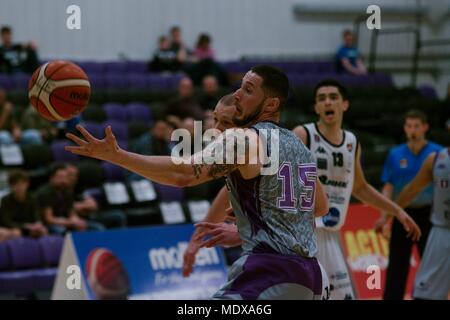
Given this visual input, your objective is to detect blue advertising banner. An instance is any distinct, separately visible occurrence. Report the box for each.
[62,224,228,300]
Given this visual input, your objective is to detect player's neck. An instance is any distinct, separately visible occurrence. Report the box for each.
[317,120,343,145]
[407,139,428,155]
[250,112,280,127]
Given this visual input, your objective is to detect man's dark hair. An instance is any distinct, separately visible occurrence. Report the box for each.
[314,79,348,101]
[343,29,353,37]
[405,109,428,124]
[1,25,11,34]
[8,170,29,186]
[219,93,235,106]
[251,65,289,108]
[48,163,67,178]
[170,26,180,34]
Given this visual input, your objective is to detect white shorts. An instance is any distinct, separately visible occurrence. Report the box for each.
[316,228,356,300]
[413,226,450,300]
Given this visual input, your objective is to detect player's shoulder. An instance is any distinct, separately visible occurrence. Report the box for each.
[390,143,408,155]
[427,141,444,152]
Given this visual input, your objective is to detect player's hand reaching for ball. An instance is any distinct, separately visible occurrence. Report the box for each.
[395,209,421,242]
[65,125,120,161]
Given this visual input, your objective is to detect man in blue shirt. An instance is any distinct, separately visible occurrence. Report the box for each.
[336,30,367,75]
[375,109,443,300]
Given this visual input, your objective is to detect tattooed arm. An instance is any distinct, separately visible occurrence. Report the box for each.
[65,125,261,187]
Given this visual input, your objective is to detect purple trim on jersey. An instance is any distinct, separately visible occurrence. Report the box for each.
[230,171,272,237]
[223,253,322,299]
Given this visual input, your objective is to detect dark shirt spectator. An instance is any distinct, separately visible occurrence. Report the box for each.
[0,170,47,237]
[336,29,367,75]
[169,26,190,65]
[0,25,39,74]
[165,77,204,121]
[197,75,227,111]
[148,36,182,73]
[36,164,103,234]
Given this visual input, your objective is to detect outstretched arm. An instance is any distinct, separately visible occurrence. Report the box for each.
[66,125,260,187]
[396,153,435,208]
[352,143,421,241]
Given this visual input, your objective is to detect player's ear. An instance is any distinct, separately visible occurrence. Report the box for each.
[342,99,349,112]
[265,97,280,113]
[314,102,320,115]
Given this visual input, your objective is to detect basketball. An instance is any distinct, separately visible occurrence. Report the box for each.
[85,248,130,300]
[28,60,90,121]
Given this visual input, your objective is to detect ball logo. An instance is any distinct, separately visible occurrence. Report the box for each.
[322,207,341,227]
[85,248,130,300]
[70,91,89,100]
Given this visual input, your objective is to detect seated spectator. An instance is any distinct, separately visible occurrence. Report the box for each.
[197,75,227,110]
[0,88,19,145]
[165,77,204,121]
[185,33,229,86]
[0,25,39,74]
[36,163,104,235]
[0,90,45,145]
[336,29,367,75]
[20,103,58,144]
[0,170,47,238]
[169,26,190,66]
[66,164,126,229]
[193,33,215,61]
[148,36,182,73]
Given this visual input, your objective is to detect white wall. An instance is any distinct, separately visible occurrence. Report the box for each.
[2,0,447,61]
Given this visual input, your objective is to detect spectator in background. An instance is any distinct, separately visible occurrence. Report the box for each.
[169,26,189,66]
[336,29,367,75]
[36,163,104,235]
[197,75,226,111]
[193,33,215,61]
[186,33,229,86]
[165,76,204,122]
[0,170,47,238]
[0,90,48,145]
[66,164,126,229]
[374,110,443,300]
[148,36,182,73]
[0,25,39,74]
[0,88,20,144]
[20,103,58,144]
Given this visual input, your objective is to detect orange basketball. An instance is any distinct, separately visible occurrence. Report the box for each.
[28,60,90,121]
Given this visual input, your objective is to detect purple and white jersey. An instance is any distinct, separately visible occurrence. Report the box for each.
[225,121,318,258]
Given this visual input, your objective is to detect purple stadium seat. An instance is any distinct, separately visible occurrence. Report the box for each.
[0,242,10,271]
[0,270,35,295]
[127,73,149,89]
[127,103,152,123]
[418,85,437,99]
[153,182,185,201]
[0,75,13,90]
[76,62,105,73]
[104,73,129,89]
[51,140,79,162]
[7,238,43,269]
[38,236,64,266]
[372,73,393,87]
[102,120,128,140]
[104,62,127,73]
[12,73,29,90]
[102,162,126,182]
[126,61,148,73]
[103,103,128,121]
[32,268,58,291]
[83,121,105,139]
[86,73,106,90]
